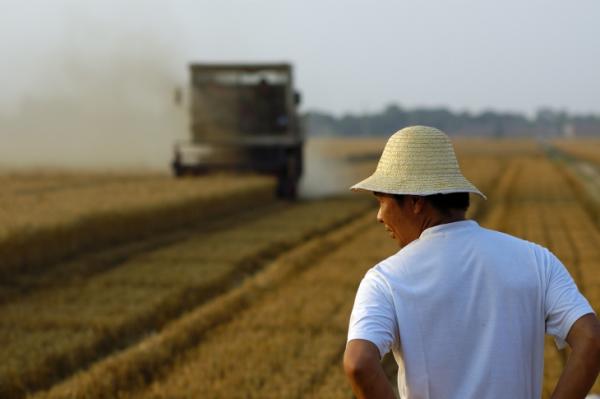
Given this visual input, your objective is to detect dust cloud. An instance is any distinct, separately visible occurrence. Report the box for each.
[299,139,361,199]
[0,10,186,172]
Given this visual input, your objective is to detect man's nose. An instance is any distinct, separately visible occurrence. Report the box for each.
[376,208,384,223]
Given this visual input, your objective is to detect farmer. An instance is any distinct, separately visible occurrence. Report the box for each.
[344,126,600,399]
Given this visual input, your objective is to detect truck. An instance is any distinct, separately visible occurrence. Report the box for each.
[172,63,304,199]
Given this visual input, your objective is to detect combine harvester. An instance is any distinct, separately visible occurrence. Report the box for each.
[172,63,304,199]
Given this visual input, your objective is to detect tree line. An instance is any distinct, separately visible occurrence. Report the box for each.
[304,104,600,137]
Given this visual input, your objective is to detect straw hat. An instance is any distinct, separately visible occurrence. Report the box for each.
[350,125,486,198]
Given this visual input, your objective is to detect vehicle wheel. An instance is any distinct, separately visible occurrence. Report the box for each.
[277,153,299,199]
[172,162,185,177]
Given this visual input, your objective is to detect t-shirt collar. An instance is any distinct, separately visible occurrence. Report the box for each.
[419,219,479,239]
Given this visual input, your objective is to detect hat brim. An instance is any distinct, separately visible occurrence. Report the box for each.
[350,173,487,199]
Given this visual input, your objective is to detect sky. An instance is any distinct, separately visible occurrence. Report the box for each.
[0,0,598,169]
[1,0,599,116]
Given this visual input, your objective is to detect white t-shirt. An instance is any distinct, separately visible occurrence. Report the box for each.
[347,220,595,399]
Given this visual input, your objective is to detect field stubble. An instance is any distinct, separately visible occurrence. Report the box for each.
[552,138,600,167]
[2,191,371,398]
[0,172,275,281]
[34,139,510,398]
[3,137,600,398]
[115,139,553,398]
[31,206,384,399]
[123,216,397,399]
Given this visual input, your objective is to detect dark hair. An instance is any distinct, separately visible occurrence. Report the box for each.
[393,192,470,214]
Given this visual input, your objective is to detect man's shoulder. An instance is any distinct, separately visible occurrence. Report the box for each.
[410,222,537,252]
[366,250,413,282]
[476,224,532,244]
[365,223,554,283]
[361,254,404,287]
[383,223,548,267]
[476,225,548,252]
[457,225,558,271]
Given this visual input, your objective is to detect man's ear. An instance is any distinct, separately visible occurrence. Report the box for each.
[412,196,426,214]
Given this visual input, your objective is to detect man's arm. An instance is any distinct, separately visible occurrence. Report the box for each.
[344,339,395,399]
[550,313,600,399]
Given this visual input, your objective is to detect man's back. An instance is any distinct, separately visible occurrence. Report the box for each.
[348,220,593,398]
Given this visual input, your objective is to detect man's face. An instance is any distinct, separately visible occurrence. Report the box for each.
[374,193,420,247]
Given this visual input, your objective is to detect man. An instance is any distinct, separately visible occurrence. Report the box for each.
[344,126,600,399]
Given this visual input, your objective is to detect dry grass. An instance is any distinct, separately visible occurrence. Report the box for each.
[31,208,383,399]
[2,197,371,398]
[128,145,596,399]
[4,138,599,398]
[552,138,600,166]
[0,172,275,279]
[30,138,528,398]
[120,217,396,399]
[0,170,161,196]
[453,137,541,157]
[310,136,541,160]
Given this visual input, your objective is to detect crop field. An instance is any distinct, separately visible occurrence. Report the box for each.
[0,171,275,281]
[0,192,372,397]
[552,138,600,166]
[1,138,599,398]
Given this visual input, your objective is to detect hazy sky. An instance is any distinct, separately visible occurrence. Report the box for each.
[1,0,599,116]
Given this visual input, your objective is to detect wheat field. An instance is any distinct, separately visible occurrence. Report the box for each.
[553,138,600,166]
[0,172,275,281]
[0,138,598,398]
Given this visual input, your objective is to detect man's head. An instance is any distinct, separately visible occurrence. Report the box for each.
[351,125,482,246]
[373,192,469,247]
[394,192,470,215]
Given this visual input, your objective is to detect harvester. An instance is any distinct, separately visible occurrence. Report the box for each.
[172,63,304,199]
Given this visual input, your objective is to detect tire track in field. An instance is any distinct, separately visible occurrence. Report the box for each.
[31,209,393,399]
[120,217,396,399]
[2,201,288,398]
[3,197,371,399]
[0,201,285,304]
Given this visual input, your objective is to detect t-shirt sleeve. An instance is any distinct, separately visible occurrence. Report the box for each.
[544,249,595,349]
[347,269,397,359]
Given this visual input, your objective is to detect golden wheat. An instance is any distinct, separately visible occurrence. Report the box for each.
[2,197,371,399]
[5,138,599,398]
[552,138,600,166]
[119,217,396,399]
[0,173,276,279]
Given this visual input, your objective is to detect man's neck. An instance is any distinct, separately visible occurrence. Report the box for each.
[421,210,467,233]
